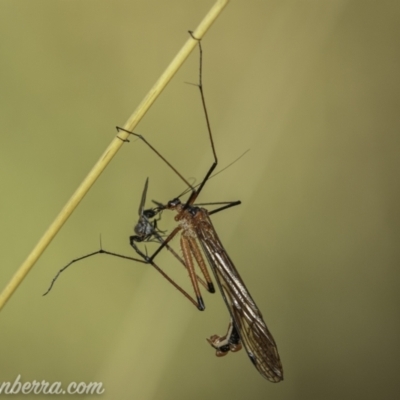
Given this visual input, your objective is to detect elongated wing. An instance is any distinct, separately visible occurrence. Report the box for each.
[195,210,283,382]
[138,178,149,216]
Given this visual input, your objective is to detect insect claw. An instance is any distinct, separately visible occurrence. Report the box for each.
[188,30,200,41]
[116,136,130,143]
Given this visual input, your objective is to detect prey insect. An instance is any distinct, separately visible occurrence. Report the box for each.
[45,32,283,382]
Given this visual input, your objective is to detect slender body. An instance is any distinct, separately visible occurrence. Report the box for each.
[131,193,283,382]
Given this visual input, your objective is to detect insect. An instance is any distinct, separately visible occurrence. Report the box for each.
[44,32,283,382]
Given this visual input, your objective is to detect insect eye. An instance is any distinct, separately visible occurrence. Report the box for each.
[189,206,199,216]
[143,209,157,218]
[168,198,181,208]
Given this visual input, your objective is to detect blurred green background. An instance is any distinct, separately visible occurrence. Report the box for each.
[1,0,399,399]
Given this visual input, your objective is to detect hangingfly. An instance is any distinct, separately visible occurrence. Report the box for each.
[44,32,283,382]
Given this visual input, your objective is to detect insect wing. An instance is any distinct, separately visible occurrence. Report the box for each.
[196,211,283,382]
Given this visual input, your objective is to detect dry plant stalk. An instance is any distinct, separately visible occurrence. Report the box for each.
[0,0,230,311]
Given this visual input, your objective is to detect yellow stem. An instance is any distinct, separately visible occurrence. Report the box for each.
[0,0,229,312]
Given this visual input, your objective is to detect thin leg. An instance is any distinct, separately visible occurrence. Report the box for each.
[188,31,217,164]
[186,32,218,206]
[43,249,146,296]
[133,227,211,292]
[180,235,206,310]
[195,200,242,215]
[44,247,202,309]
[187,236,215,293]
[155,235,210,291]
[100,249,201,308]
[132,226,214,310]
[117,33,223,207]
[177,149,249,200]
[116,126,192,189]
